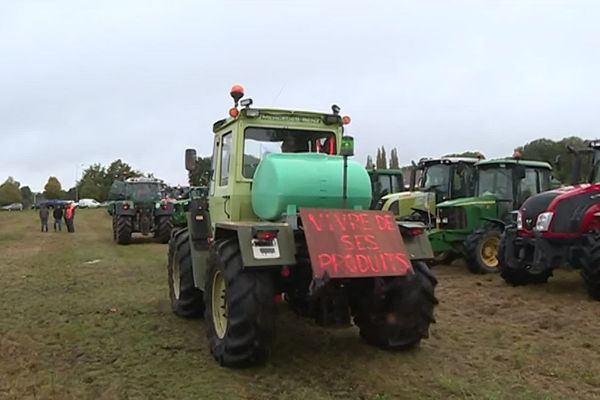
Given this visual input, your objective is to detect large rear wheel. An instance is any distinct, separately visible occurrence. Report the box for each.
[352,262,438,350]
[204,238,276,367]
[115,216,132,245]
[168,228,204,317]
[157,216,173,244]
[464,225,503,273]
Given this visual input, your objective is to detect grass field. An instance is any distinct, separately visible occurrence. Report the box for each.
[1,209,600,399]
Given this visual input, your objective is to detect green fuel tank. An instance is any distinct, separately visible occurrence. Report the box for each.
[252,153,372,221]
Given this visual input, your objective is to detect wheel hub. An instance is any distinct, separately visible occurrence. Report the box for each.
[212,270,228,339]
[481,236,500,268]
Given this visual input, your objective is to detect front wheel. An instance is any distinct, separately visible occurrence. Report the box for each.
[579,235,600,300]
[498,232,552,286]
[204,238,276,367]
[464,225,503,273]
[352,262,438,350]
[168,228,204,317]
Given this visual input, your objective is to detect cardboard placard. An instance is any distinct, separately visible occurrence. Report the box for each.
[299,209,413,278]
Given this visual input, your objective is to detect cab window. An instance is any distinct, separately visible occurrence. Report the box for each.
[219,133,232,186]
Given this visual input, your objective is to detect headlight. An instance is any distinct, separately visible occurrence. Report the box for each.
[516,212,523,230]
[535,212,554,232]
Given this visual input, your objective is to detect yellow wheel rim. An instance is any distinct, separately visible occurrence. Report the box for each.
[481,236,500,268]
[212,271,228,339]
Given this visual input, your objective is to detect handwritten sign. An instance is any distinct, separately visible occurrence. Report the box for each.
[299,209,413,279]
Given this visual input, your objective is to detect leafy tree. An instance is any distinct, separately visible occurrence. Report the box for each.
[443,151,485,159]
[20,186,33,208]
[389,148,400,169]
[106,159,142,182]
[43,177,63,200]
[365,155,374,169]
[0,178,22,205]
[189,156,212,186]
[379,147,387,169]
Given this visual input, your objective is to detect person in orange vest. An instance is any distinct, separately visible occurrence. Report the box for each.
[65,203,76,233]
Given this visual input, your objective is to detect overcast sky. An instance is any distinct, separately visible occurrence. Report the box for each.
[1,0,599,192]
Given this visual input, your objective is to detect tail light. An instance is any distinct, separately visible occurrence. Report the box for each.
[123,203,129,210]
[406,227,424,237]
[161,204,168,210]
[255,231,277,241]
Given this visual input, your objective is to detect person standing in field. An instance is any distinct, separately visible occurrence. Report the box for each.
[65,203,76,233]
[39,205,49,232]
[53,205,64,232]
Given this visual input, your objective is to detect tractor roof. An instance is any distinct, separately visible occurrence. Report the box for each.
[418,157,480,167]
[366,168,404,176]
[213,108,344,133]
[475,158,552,170]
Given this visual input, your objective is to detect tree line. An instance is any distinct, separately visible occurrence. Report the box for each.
[0,159,145,207]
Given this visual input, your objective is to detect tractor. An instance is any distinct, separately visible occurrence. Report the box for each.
[429,156,553,273]
[172,186,208,227]
[377,157,479,226]
[167,86,438,367]
[500,141,600,299]
[367,168,404,209]
[108,177,174,244]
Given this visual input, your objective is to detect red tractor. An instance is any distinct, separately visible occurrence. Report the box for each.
[500,141,600,299]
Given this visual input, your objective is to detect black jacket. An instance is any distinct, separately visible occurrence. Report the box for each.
[53,208,64,219]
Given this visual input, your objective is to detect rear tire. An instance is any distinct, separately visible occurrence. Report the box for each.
[204,238,276,367]
[168,228,204,317]
[115,216,132,245]
[464,224,503,274]
[157,216,173,244]
[430,251,457,266]
[352,262,438,350]
[498,233,551,286]
[579,235,600,300]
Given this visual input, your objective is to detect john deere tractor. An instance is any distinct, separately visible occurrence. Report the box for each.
[172,186,208,227]
[429,157,553,273]
[167,86,438,367]
[377,157,479,225]
[108,177,174,244]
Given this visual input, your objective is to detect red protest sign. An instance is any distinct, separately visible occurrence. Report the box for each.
[299,209,413,279]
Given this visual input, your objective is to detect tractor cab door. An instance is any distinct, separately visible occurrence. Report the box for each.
[209,131,234,223]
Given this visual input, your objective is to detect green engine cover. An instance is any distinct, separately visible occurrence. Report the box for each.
[252,153,372,221]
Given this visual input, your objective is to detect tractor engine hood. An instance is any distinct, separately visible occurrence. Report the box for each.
[381,190,436,215]
[252,153,372,221]
[436,195,497,209]
[519,190,564,230]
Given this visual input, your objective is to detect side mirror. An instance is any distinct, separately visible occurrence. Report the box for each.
[340,136,354,157]
[514,165,526,180]
[554,154,561,168]
[185,148,197,171]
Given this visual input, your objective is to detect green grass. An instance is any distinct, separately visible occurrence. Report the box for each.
[1,209,599,399]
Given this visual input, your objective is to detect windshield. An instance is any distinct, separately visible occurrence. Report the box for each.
[477,167,512,200]
[243,127,336,178]
[376,174,403,195]
[126,183,161,202]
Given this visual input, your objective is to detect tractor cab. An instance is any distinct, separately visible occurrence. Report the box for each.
[377,157,478,224]
[367,168,404,209]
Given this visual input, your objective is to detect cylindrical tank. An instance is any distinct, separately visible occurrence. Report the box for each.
[252,153,372,221]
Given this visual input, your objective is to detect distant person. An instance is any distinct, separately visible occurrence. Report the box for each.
[39,205,49,232]
[53,206,64,232]
[65,203,76,233]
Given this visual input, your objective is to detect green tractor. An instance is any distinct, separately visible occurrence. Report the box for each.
[367,168,404,209]
[172,186,208,227]
[377,157,479,225]
[429,157,553,272]
[167,86,438,367]
[108,177,174,244]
